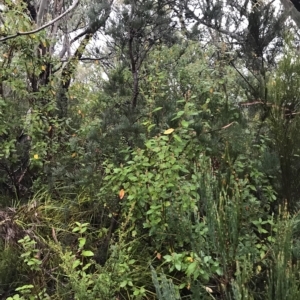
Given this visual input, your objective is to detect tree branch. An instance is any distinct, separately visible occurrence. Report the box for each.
[0,0,79,43]
[183,5,244,42]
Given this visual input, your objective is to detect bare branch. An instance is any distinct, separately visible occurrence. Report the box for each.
[0,0,80,43]
[59,54,112,62]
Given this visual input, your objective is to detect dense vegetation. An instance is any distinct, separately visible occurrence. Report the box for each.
[1,0,300,299]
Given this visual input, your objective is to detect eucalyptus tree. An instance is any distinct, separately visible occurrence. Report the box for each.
[172,0,300,211]
[171,1,288,100]
[0,0,114,197]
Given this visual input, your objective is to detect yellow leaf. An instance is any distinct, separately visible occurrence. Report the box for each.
[41,65,46,71]
[156,252,161,260]
[205,287,213,293]
[72,153,77,158]
[256,265,262,274]
[78,110,81,114]
[210,88,214,93]
[163,128,174,135]
[119,189,125,200]
[33,154,39,159]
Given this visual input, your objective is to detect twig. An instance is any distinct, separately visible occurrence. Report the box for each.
[202,122,236,135]
[230,61,258,94]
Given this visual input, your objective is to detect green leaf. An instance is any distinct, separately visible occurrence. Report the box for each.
[16,285,34,291]
[204,256,211,264]
[78,237,86,249]
[82,263,92,271]
[152,107,163,112]
[72,260,81,269]
[216,268,223,276]
[181,120,189,128]
[120,280,127,288]
[175,261,182,271]
[173,134,182,142]
[186,261,198,277]
[163,255,172,262]
[81,250,94,257]
[148,124,155,132]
